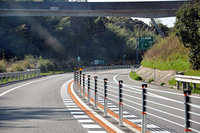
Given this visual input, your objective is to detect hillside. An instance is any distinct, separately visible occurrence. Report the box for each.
[141,33,200,76]
[0,16,165,70]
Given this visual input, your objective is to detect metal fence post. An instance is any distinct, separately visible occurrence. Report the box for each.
[184,90,192,133]
[142,84,147,133]
[104,78,108,117]
[83,74,85,99]
[88,75,91,104]
[119,80,123,126]
[94,76,98,109]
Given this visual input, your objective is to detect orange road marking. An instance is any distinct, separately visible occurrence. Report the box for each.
[68,81,117,133]
[84,90,150,133]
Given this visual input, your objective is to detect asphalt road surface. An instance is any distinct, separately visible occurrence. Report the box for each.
[1,69,200,133]
[0,73,106,133]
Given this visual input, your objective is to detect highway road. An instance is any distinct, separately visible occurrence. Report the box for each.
[1,69,200,133]
[0,73,107,133]
[83,69,200,133]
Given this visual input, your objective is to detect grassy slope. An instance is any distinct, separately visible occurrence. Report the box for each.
[141,34,200,76]
[141,33,200,93]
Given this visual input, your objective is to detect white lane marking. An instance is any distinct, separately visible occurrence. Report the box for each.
[114,111,129,114]
[88,131,107,133]
[64,101,75,103]
[73,115,89,118]
[0,75,63,97]
[129,119,141,123]
[109,108,119,111]
[71,82,125,133]
[82,124,101,128]
[108,105,117,107]
[123,115,137,118]
[151,131,171,133]
[71,112,85,115]
[65,103,76,105]
[78,119,94,123]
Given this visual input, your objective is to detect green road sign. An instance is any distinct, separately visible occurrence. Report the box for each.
[139,36,153,50]
[77,56,80,62]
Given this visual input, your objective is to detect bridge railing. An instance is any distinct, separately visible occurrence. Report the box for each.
[0,69,40,84]
[73,70,200,133]
[175,75,200,90]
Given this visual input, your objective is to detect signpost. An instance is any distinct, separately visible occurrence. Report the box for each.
[139,36,153,50]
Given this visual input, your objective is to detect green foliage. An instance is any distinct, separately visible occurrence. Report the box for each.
[0,16,158,66]
[142,34,200,76]
[0,59,6,73]
[148,78,154,83]
[160,82,165,86]
[9,61,25,72]
[175,2,200,70]
[129,71,142,81]
[37,56,54,73]
[192,88,200,94]
[168,78,176,86]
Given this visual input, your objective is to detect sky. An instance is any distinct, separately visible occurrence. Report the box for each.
[86,0,188,27]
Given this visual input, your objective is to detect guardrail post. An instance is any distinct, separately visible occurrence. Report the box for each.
[119,80,123,126]
[83,74,85,99]
[182,82,186,90]
[94,76,98,109]
[186,83,190,90]
[142,84,147,133]
[184,90,192,133]
[177,81,180,90]
[104,78,108,117]
[193,83,196,90]
[87,75,91,104]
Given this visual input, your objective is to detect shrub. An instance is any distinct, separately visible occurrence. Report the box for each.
[9,62,25,72]
[160,82,165,86]
[129,72,143,81]
[37,56,55,73]
[0,60,6,73]
[148,78,154,83]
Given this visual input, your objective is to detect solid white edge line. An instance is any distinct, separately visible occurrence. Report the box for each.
[71,82,125,133]
[0,75,62,97]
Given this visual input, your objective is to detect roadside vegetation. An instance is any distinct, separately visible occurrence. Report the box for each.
[129,71,142,81]
[140,1,200,93]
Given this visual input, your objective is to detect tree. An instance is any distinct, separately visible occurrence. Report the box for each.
[175,1,200,70]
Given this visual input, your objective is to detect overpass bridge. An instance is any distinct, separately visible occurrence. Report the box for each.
[0,1,190,18]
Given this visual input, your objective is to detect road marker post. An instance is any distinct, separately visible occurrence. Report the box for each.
[119,80,123,126]
[75,72,78,91]
[87,75,91,104]
[94,76,98,109]
[104,78,108,117]
[83,74,85,99]
[142,84,147,133]
[184,90,192,133]
[79,69,82,96]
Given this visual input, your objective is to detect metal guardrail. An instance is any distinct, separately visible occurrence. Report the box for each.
[0,69,40,83]
[81,65,137,72]
[175,75,200,90]
[74,69,200,133]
